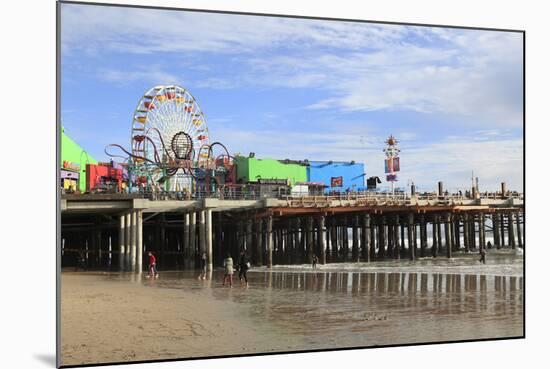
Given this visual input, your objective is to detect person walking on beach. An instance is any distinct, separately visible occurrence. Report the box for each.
[238,250,250,287]
[223,253,234,288]
[479,248,487,264]
[312,254,318,269]
[147,251,159,279]
[198,252,207,280]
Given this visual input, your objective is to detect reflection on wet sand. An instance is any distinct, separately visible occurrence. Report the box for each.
[146,269,523,346]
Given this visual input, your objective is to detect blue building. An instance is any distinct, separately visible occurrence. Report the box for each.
[307,161,365,192]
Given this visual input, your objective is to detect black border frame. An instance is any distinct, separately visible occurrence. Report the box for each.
[56,1,526,367]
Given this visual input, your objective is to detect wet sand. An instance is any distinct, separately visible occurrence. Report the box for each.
[60,251,523,366]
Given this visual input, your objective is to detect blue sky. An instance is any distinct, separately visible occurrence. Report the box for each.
[60,3,523,192]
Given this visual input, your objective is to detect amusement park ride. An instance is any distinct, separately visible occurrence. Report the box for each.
[106,85,235,194]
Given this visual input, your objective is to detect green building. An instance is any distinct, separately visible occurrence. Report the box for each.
[61,127,97,192]
[234,156,308,185]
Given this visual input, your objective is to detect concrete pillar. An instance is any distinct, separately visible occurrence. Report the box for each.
[408,213,415,260]
[267,215,273,268]
[352,215,359,262]
[124,212,131,270]
[206,209,213,270]
[118,214,125,271]
[319,216,326,264]
[199,210,206,264]
[183,213,190,268]
[130,210,137,272]
[444,213,452,258]
[508,212,517,249]
[189,212,196,266]
[137,210,143,272]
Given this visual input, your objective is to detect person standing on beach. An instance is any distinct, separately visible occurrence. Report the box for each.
[223,253,234,287]
[147,251,159,279]
[238,250,250,287]
[479,248,487,264]
[312,254,318,269]
[198,252,207,280]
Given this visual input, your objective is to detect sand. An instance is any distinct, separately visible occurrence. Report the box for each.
[60,272,299,366]
[60,254,523,366]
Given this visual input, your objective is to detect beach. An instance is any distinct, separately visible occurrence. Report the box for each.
[60,251,523,366]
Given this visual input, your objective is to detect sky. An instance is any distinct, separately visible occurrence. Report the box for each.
[60,3,524,192]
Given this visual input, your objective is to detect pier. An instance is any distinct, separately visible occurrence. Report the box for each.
[60,185,524,271]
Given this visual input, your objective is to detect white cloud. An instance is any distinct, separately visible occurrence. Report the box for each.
[98,66,181,85]
[62,4,523,128]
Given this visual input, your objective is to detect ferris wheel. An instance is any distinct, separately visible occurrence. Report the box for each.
[130,85,210,191]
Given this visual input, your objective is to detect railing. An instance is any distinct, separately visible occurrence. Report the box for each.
[62,186,524,203]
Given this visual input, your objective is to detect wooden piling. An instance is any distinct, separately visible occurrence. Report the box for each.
[492,214,501,249]
[394,214,401,260]
[266,215,273,267]
[431,215,438,257]
[419,214,426,257]
[408,213,415,260]
[387,216,394,258]
[306,216,314,263]
[255,218,263,266]
[444,213,452,258]
[516,212,523,248]
[370,217,377,261]
[342,216,349,262]
[378,216,386,259]
[352,215,359,262]
[319,215,327,264]
[361,214,370,262]
[508,212,517,249]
